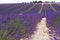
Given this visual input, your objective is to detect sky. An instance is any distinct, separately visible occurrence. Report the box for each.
[0,0,60,3]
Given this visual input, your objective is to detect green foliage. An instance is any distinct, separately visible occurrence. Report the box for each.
[2,18,26,37]
[0,31,3,40]
[53,17,60,26]
[19,25,26,35]
[0,30,8,40]
[14,20,26,35]
[8,36,12,40]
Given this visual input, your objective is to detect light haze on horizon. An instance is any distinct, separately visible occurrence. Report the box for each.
[0,0,60,3]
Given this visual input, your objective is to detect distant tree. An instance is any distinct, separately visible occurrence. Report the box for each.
[38,1,42,3]
[33,1,37,3]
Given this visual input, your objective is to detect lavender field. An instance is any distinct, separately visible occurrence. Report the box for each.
[0,2,60,40]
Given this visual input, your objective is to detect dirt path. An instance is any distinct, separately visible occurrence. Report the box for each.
[20,17,51,40]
